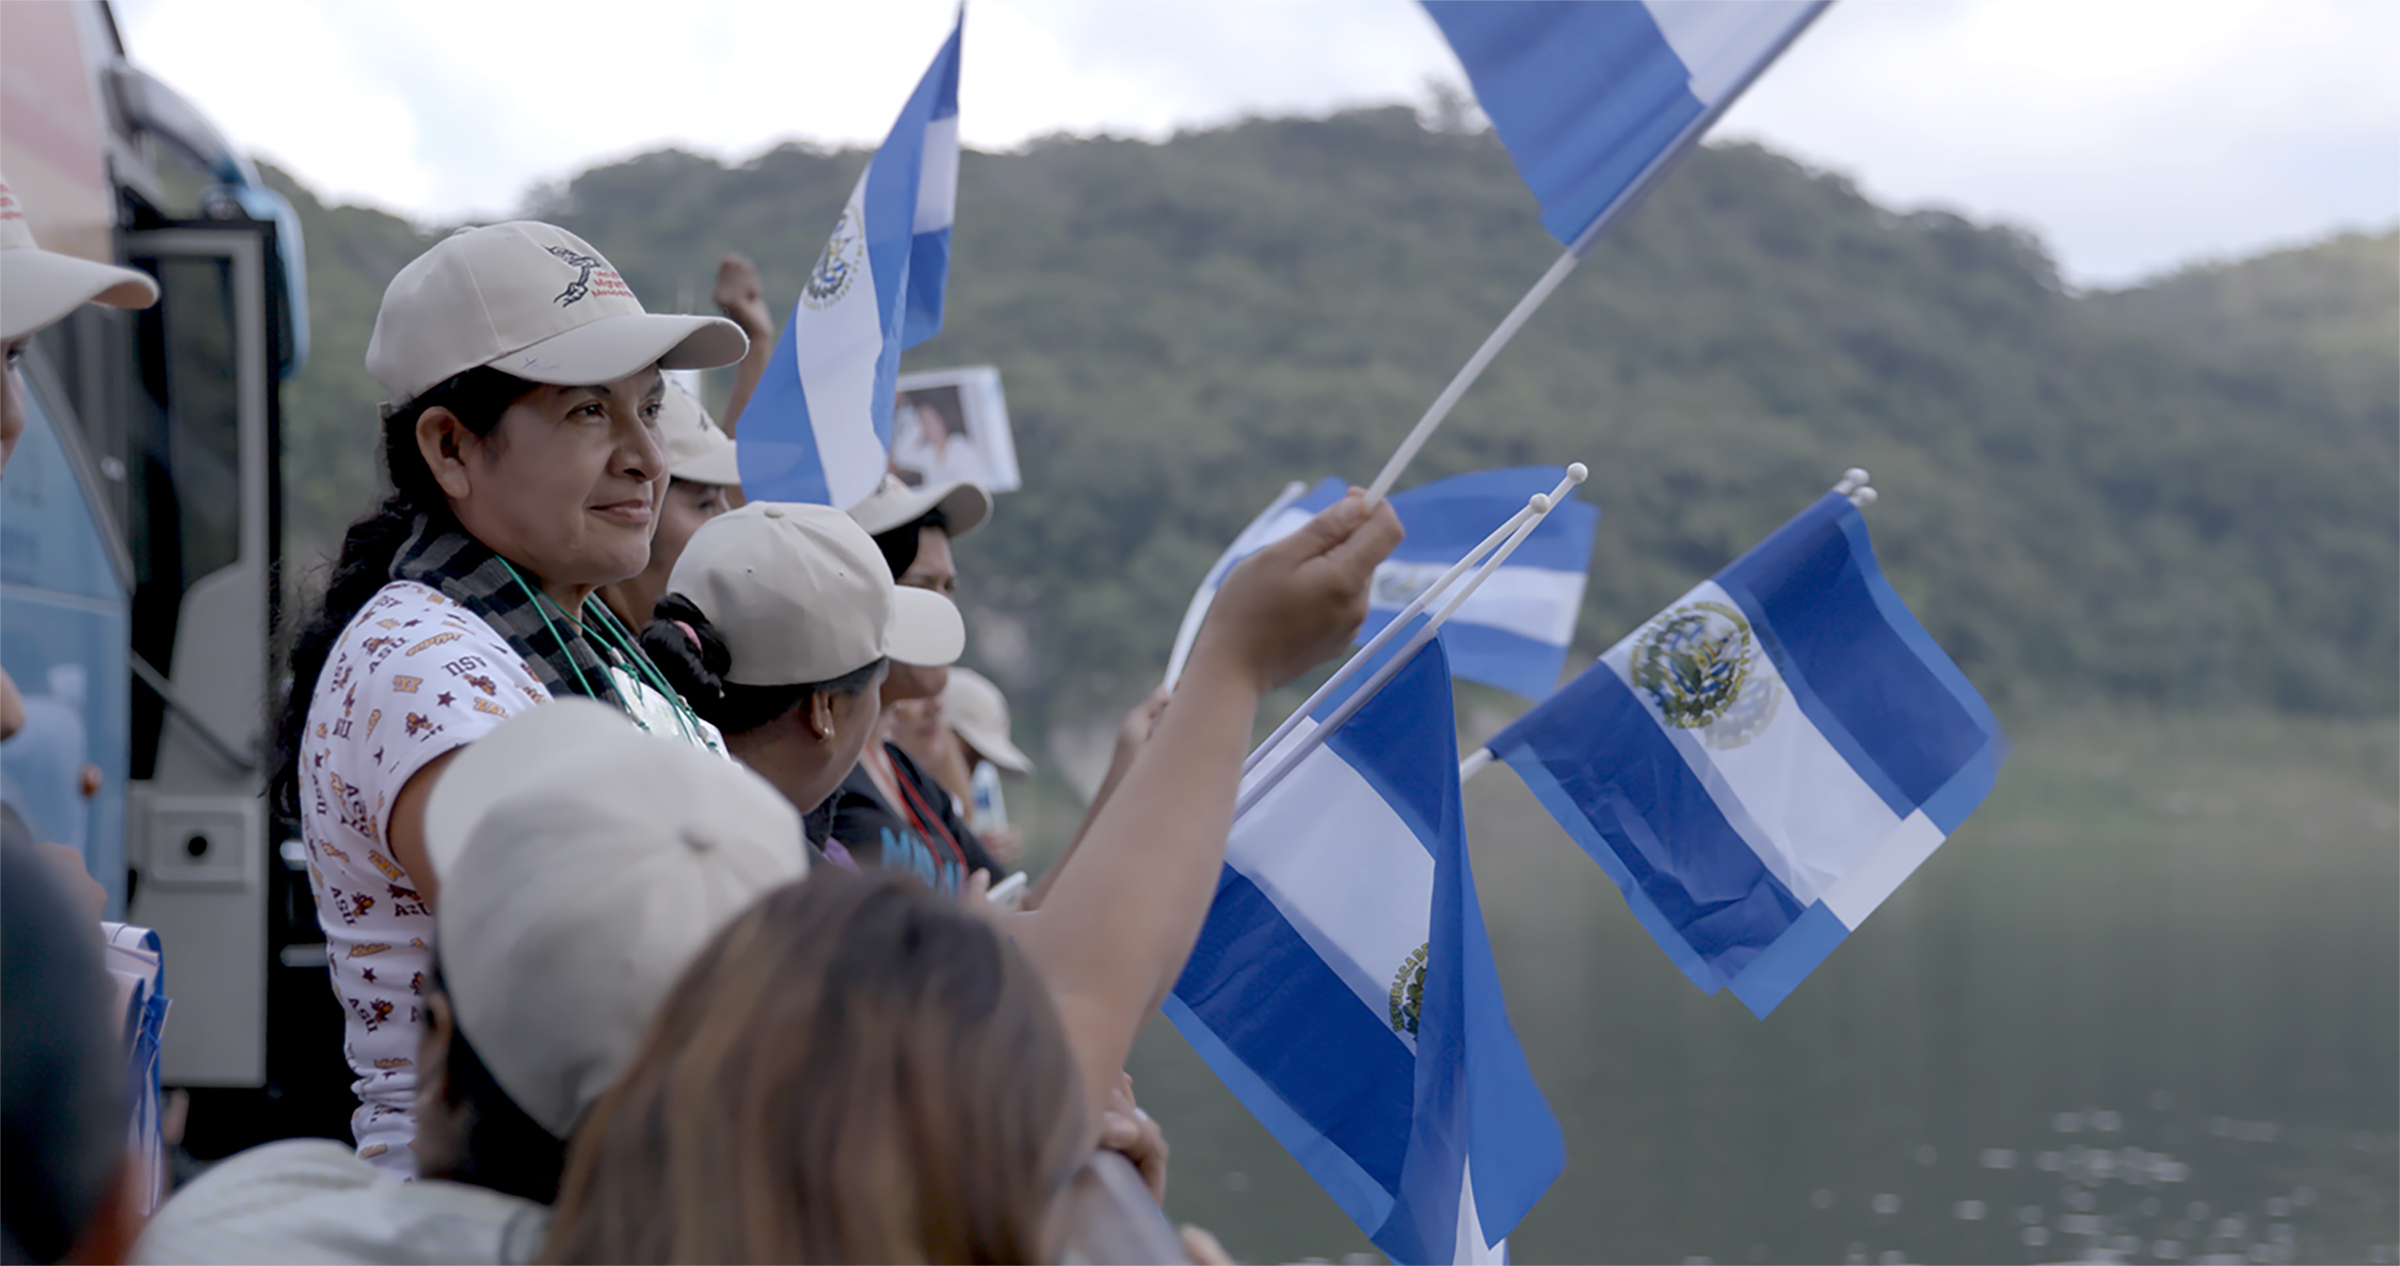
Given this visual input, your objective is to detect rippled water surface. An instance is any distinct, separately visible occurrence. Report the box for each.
[1115,710,2399,1263]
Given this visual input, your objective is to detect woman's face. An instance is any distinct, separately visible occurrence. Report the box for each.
[885,695,945,757]
[445,368,669,598]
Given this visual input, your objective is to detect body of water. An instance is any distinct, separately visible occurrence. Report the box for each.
[1122,709,2399,1263]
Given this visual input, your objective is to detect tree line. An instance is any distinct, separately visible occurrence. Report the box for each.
[266,106,2400,730]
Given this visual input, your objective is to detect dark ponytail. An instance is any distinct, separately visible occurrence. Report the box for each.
[270,369,536,831]
[640,594,884,739]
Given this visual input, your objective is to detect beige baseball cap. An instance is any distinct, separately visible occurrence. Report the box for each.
[942,666,1033,775]
[848,473,991,540]
[366,221,747,410]
[668,501,965,687]
[659,381,740,486]
[0,174,159,342]
[425,697,807,1137]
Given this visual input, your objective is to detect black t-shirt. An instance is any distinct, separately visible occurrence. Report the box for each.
[805,743,1000,896]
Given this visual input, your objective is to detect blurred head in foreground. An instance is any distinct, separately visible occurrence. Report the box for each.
[544,870,1084,1264]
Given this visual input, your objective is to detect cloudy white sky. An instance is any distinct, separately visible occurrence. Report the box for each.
[116,0,2398,288]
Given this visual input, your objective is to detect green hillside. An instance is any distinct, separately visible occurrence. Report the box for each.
[260,107,2400,729]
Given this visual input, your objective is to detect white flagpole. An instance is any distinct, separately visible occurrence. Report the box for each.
[1363,249,1581,504]
[1244,464,1586,776]
[1164,480,1310,690]
[1453,469,1881,784]
[1236,472,1583,820]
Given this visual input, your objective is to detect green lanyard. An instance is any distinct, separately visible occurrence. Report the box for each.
[495,560,712,748]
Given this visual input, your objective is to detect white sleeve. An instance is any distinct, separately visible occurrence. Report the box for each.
[313,584,551,850]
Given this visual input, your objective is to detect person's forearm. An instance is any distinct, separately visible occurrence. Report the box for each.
[717,308,776,437]
[1012,646,1260,1122]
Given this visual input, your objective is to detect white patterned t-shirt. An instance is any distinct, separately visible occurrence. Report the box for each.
[299,582,550,1177]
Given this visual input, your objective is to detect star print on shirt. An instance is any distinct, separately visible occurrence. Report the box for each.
[436,692,455,707]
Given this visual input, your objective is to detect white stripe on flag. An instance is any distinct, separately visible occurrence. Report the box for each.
[1821,809,1945,930]
[914,114,959,233]
[795,179,895,508]
[1457,1158,1503,1265]
[1598,579,1903,906]
[1231,725,1435,1047]
[1641,0,1811,104]
[1373,563,1585,647]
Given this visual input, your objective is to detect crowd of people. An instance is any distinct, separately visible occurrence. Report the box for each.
[2,198,1405,1263]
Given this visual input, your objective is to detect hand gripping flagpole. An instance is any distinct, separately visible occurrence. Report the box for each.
[1236,464,1586,820]
[1243,464,1587,777]
[1455,467,1880,784]
[1165,480,1311,690]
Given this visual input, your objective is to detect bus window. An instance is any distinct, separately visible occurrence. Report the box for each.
[0,361,134,916]
[125,252,245,780]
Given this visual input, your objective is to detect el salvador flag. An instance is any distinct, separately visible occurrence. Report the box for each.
[1373,467,1598,700]
[739,14,963,508]
[1485,493,2007,1018]
[1168,637,1564,1265]
[1188,471,1597,700]
[1424,0,1827,251]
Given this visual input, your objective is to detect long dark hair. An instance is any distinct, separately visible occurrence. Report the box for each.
[424,962,567,1204]
[543,871,1085,1264]
[638,593,883,737]
[270,369,537,830]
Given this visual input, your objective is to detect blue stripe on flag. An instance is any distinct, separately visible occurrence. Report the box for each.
[1355,618,1566,704]
[1717,494,1994,820]
[1500,744,1722,994]
[1725,899,1850,1018]
[1423,1,1704,246]
[1162,993,1397,1232]
[1383,466,1598,574]
[1171,869,1419,1199]
[1323,643,1456,857]
[741,330,834,503]
[1490,661,1805,985]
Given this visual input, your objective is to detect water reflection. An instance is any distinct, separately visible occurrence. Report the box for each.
[1121,713,2398,1263]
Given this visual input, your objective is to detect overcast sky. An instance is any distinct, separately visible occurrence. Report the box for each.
[116,0,2399,289]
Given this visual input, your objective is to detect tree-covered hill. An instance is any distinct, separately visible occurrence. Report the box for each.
[261,107,2398,730]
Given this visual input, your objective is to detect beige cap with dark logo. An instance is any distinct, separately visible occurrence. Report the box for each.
[366,221,746,410]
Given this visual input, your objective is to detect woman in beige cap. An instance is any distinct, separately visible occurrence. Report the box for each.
[639,500,968,868]
[266,222,746,1175]
[594,379,741,631]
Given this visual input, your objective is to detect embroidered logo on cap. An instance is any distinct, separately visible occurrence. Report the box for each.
[544,243,636,307]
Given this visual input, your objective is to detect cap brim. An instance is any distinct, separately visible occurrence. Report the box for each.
[954,722,1034,775]
[886,587,965,668]
[494,312,748,387]
[0,249,160,341]
[850,478,992,539]
[670,438,742,486]
[422,698,640,884]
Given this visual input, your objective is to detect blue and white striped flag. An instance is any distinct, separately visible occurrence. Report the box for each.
[1169,638,1563,1265]
[1179,471,1596,699]
[738,15,963,508]
[1484,493,2007,1017]
[1373,467,1597,700]
[1423,0,1828,251]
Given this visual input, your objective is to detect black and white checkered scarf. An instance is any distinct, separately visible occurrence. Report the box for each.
[387,513,623,705]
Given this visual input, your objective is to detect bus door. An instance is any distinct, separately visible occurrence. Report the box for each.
[118,221,282,1092]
